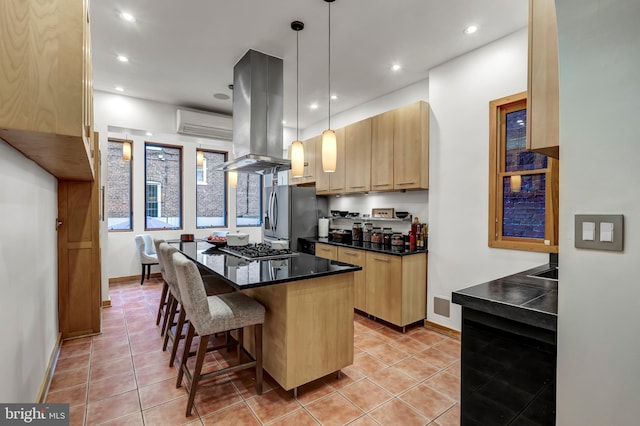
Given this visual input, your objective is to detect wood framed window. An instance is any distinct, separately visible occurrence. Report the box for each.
[489,92,558,253]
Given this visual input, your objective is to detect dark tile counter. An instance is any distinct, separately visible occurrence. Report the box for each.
[169,241,361,290]
[452,265,558,426]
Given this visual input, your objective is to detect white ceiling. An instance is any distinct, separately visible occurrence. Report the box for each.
[90,0,527,130]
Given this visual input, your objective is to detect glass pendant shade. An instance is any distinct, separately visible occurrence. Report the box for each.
[122,141,132,161]
[322,129,337,173]
[196,150,204,167]
[291,140,305,177]
[228,171,238,188]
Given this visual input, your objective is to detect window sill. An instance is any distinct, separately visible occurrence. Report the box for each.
[489,240,558,253]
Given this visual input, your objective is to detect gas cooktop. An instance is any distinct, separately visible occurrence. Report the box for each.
[219,243,299,261]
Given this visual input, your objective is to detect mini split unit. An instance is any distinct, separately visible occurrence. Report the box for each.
[176,108,232,140]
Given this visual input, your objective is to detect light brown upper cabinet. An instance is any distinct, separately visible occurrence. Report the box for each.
[288,135,318,185]
[0,0,95,180]
[393,101,429,190]
[344,118,372,193]
[526,0,559,159]
[371,110,395,191]
[316,127,346,195]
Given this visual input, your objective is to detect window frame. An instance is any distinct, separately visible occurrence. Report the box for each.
[106,138,134,232]
[144,142,184,231]
[196,149,228,229]
[488,91,559,253]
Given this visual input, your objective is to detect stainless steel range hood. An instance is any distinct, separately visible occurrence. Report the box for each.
[216,49,290,175]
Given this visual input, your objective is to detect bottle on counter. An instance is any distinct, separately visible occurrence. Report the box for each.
[409,231,416,250]
[352,222,363,242]
[391,232,404,246]
[363,222,373,242]
[371,227,383,244]
[382,228,393,246]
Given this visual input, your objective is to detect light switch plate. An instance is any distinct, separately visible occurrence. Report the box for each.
[575,214,624,251]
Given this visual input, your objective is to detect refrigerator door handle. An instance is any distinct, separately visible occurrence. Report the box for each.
[272,191,279,231]
[267,191,274,231]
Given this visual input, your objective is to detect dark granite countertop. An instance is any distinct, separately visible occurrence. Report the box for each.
[169,241,361,290]
[452,264,558,331]
[302,237,428,256]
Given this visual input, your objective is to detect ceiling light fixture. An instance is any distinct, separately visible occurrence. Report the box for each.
[196,150,204,167]
[120,12,136,23]
[464,25,478,34]
[321,0,337,173]
[117,55,129,63]
[392,64,401,71]
[228,171,238,188]
[290,20,305,178]
[310,103,319,110]
[115,86,124,92]
[331,94,338,100]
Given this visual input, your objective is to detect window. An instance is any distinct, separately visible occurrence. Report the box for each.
[106,139,133,231]
[196,150,227,228]
[236,173,262,226]
[145,143,182,230]
[489,92,558,252]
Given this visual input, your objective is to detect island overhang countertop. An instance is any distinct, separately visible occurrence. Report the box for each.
[169,240,362,290]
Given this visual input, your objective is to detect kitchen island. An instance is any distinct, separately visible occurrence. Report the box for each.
[452,264,558,426]
[169,241,361,392]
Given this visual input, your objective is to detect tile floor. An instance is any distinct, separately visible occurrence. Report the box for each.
[46,277,461,425]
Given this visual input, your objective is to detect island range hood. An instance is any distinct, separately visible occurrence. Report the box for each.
[216,49,290,174]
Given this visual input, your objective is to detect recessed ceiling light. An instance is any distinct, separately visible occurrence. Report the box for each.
[120,12,136,23]
[310,103,319,110]
[115,86,124,92]
[146,132,153,136]
[392,64,401,71]
[282,120,287,125]
[331,95,338,100]
[117,55,129,63]
[213,93,230,100]
[464,25,478,34]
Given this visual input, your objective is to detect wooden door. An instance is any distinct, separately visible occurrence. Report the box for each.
[371,111,394,191]
[345,118,372,193]
[393,101,429,190]
[57,133,101,338]
[338,247,367,311]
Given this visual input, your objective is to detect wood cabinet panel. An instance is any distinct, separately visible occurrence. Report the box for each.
[0,0,94,180]
[526,0,559,158]
[345,118,372,193]
[366,252,402,325]
[371,111,395,191]
[338,247,367,311]
[401,254,427,325]
[315,243,338,260]
[393,101,429,190]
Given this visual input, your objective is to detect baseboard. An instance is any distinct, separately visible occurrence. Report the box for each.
[36,332,62,403]
[102,300,112,308]
[424,320,461,340]
[109,272,162,284]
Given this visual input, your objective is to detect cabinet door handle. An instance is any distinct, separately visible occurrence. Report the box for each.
[319,247,330,252]
[349,185,365,189]
[396,181,415,185]
[343,251,358,256]
[373,257,390,262]
[372,183,390,187]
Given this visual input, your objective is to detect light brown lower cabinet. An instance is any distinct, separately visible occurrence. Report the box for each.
[317,242,427,328]
[365,251,427,328]
[337,247,367,311]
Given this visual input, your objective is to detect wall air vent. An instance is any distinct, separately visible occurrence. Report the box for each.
[176,109,232,140]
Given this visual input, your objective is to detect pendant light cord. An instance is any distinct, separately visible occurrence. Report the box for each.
[296,28,300,141]
[327,0,331,129]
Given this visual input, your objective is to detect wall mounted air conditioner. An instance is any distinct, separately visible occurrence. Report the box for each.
[176,109,233,140]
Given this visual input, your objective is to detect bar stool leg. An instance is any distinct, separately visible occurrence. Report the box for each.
[169,308,187,367]
[177,322,195,388]
[140,264,146,285]
[236,328,244,364]
[255,324,263,395]
[185,334,209,417]
[163,297,178,351]
[156,282,169,326]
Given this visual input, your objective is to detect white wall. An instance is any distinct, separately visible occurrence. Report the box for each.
[427,28,548,330]
[556,0,640,424]
[94,92,263,291]
[0,142,59,402]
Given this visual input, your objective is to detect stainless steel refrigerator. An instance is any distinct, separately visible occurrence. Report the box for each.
[263,183,327,251]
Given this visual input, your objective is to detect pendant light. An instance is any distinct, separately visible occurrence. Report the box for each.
[321,0,337,173]
[290,20,305,178]
[122,141,132,161]
[196,150,204,167]
[228,171,238,188]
